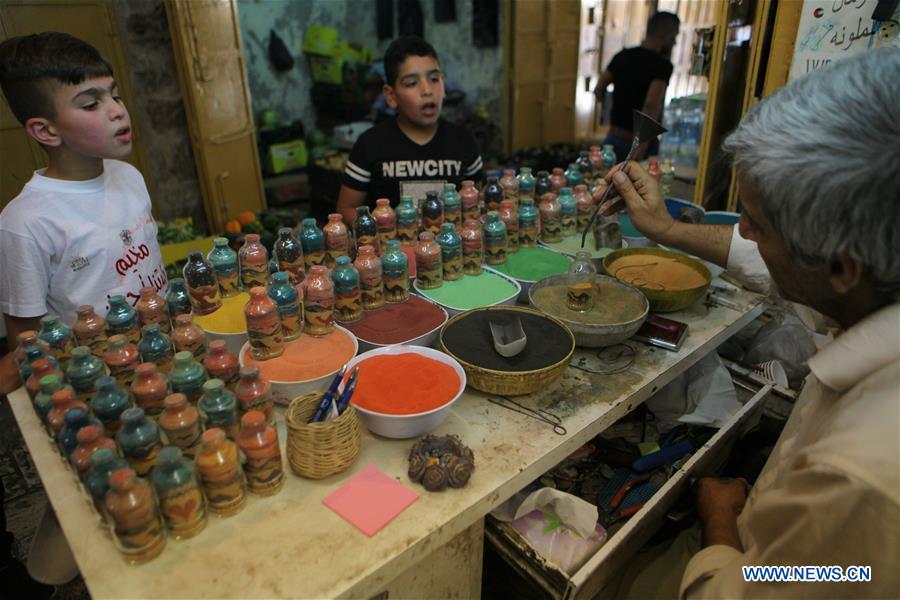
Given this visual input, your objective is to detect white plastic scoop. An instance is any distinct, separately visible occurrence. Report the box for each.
[489,317,527,358]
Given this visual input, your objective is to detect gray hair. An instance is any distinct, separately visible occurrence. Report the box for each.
[723,48,900,300]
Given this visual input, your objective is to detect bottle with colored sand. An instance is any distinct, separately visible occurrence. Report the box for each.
[65,346,103,402]
[576,151,593,187]
[460,180,480,221]
[25,358,62,401]
[159,393,203,457]
[558,187,578,237]
[395,196,419,246]
[47,388,87,439]
[85,448,128,518]
[415,232,443,290]
[483,176,503,212]
[239,234,269,289]
[207,237,240,297]
[535,170,553,202]
[567,251,597,312]
[498,200,519,253]
[381,240,410,303]
[196,428,247,517]
[165,279,192,320]
[103,335,140,388]
[574,184,593,231]
[352,208,380,256]
[323,213,350,267]
[601,144,616,173]
[131,363,169,419]
[183,252,222,315]
[550,167,566,193]
[331,256,363,323]
[564,163,582,188]
[91,375,132,435]
[136,287,170,334]
[171,314,207,362]
[483,211,508,266]
[267,272,302,342]
[273,227,305,286]
[116,407,162,477]
[421,191,444,236]
[199,379,239,440]
[236,410,284,496]
[20,345,57,386]
[355,245,385,310]
[72,305,107,356]
[38,314,75,370]
[169,351,207,404]
[499,168,519,205]
[150,446,207,539]
[302,265,335,336]
[372,198,397,248]
[58,407,103,459]
[461,219,484,275]
[539,193,563,243]
[436,223,463,281]
[518,199,539,248]
[517,167,535,201]
[234,365,273,423]
[33,374,66,429]
[71,424,116,479]
[137,324,174,374]
[105,468,166,564]
[442,184,462,230]
[204,339,240,390]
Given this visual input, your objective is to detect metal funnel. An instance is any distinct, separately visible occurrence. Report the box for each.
[580,109,667,247]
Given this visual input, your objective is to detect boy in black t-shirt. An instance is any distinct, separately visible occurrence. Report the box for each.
[337,36,482,222]
[594,11,680,161]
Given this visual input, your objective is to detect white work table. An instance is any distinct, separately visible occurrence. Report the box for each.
[8,289,764,598]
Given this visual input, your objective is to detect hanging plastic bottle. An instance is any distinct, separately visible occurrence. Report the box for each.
[435,223,463,282]
[267,271,302,342]
[273,227,305,286]
[183,251,222,315]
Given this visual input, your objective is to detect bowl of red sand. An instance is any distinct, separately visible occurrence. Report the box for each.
[344,345,466,438]
[239,324,359,405]
[341,295,448,352]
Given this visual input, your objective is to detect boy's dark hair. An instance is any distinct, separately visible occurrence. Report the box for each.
[0,32,113,125]
[647,11,681,37]
[383,35,439,87]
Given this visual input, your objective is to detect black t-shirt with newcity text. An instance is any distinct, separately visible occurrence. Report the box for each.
[342,117,483,207]
[607,47,674,131]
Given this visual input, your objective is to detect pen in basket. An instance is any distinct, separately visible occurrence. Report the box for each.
[309,364,347,423]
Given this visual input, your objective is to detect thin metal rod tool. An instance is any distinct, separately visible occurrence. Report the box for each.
[488,396,567,436]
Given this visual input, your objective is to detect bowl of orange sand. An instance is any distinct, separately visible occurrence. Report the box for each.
[603,248,711,313]
[239,324,359,405]
[343,345,466,439]
[194,292,250,356]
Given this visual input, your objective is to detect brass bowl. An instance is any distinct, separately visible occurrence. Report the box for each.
[439,306,575,396]
[603,248,711,313]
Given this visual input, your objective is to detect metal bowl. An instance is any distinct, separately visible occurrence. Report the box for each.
[528,274,649,347]
[603,248,711,313]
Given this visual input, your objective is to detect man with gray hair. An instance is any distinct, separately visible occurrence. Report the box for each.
[606,48,899,597]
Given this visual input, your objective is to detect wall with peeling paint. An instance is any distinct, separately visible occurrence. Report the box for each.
[236,0,504,134]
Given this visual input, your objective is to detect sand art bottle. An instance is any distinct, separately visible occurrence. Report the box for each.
[567,251,597,312]
[460,180,480,221]
[137,324,174,374]
[136,286,170,334]
[159,393,203,457]
[517,167,535,202]
[381,240,410,303]
[131,363,169,419]
[415,232,443,290]
[372,198,397,248]
[171,314,207,362]
[85,448,128,518]
[331,256,363,323]
[20,345,57,387]
[59,407,102,459]
[421,191,444,236]
[199,379,239,440]
[204,340,239,391]
[601,144,616,173]
[576,151,593,186]
[234,365,273,423]
[165,279,192,319]
[13,330,49,377]
[267,272,301,342]
[72,305,108,356]
[539,193,562,243]
[91,375,132,435]
[237,410,284,496]
[183,252,222,316]
[27,357,63,400]
[323,213,350,267]
[273,227,305,286]
[550,167,566,192]
[483,211,508,266]
[71,424,117,480]
[39,314,75,370]
[116,407,162,477]
[239,234,269,289]
[103,334,141,388]
[245,286,285,360]
[299,218,326,269]
[442,184,462,230]
[196,428,247,517]
[518,199,539,248]
[535,170,553,205]
[150,446,207,539]
[302,265,335,336]
[395,195,419,246]
[47,388,87,440]
[498,200,519,253]
[436,223,463,282]
[355,245,385,310]
[499,168,519,205]
[169,351,207,404]
[351,207,379,257]
[207,237,240,297]
[483,176,503,212]
[33,374,67,429]
[461,219,484,275]
[558,187,578,237]
[105,468,166,563]
[574,184,593,232]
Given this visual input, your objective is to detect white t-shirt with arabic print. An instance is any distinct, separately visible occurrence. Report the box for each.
[0,159,167,326]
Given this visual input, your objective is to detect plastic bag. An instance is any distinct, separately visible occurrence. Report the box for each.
[510,510,608,574]
[744,312,815,388]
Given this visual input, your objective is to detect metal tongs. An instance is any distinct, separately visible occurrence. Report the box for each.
[488,396,567,436]
[581,109,667,248]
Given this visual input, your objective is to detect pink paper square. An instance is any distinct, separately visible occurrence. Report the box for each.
[323,463,419,536]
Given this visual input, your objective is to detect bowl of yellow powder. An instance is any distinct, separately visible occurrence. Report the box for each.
[193,292,250,355]
[603,248,711,313]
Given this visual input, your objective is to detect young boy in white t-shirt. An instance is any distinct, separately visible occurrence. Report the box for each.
[0,32,165,394]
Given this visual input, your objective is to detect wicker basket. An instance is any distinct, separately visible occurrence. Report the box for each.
[285,392,361,479]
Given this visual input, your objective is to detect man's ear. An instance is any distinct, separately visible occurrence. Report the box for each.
[383,84,398,110]
[25,117,60,147]
[829,249,864,294]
